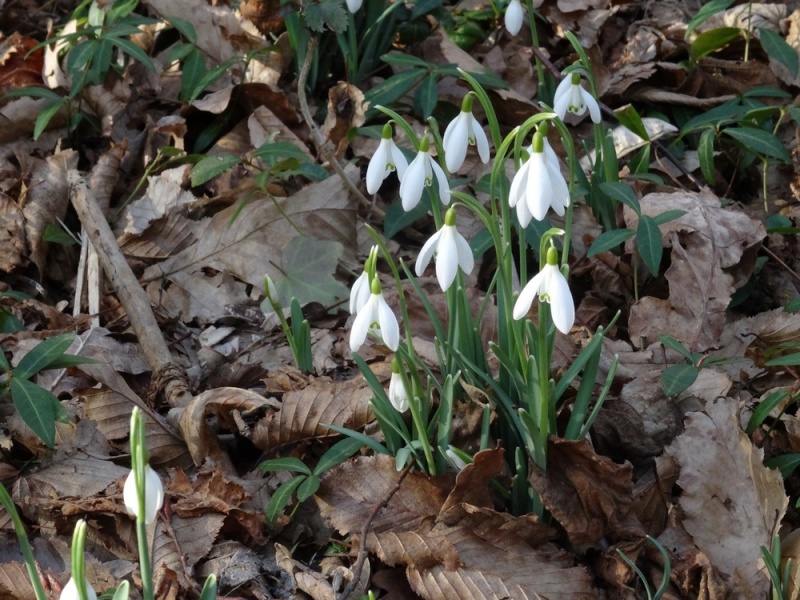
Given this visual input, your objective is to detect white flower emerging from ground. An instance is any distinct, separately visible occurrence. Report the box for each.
[346,0,363,13]
[349,245,379,314]
[350,277,400,352]
[442,95,490,172]
[123,464,164,525]
[513,244,575,334]
[399,135,450,211]
[366,124,407,194]
[388,358,410,412]
[508,131,570,226]
[504,0,524,35]
[553,71,601,124]
[415,207,474,292]
[60,577,98,600]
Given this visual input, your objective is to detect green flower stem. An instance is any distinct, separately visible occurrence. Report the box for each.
[525,0,548,104]
[0,484,47,600]
[375,106,420,150]
[71,520,89,600]
[131,409,154,600]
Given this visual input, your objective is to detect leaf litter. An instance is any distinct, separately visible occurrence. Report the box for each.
[0,0,800,599]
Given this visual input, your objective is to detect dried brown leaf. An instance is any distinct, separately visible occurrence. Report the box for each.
[0,191,26,272]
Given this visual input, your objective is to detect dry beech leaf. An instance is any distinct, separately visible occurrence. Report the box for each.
[440,448,507,513]
[528,438,644,548]
[665,397,788,598]
[0,557,37,600]
[0,191,26,272]
[249,106,312,159]
[153,513,226,592]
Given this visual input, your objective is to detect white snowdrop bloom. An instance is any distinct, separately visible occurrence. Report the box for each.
[60,577,97,600]
[508,132,570,226]
[504,0,524,36]
[513,246,575,334]
[366,124,407,194]
[350,278,400,352]
[388,359,410,413]
[123,464,164,525]
[553,71,601,124]
[349,246,379,315]
[399,135,450,211]
[346,0,363,13]
[415,207,474,292]
[442,95,490,172]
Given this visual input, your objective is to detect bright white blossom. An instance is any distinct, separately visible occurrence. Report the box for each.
[60,577,97,600]
[388,358,410,413]
[509,131,570,226]
[366,124,407,194]
[553,71,601,124]
[443,95,490,172]
[350,278,400,352]
[513,245,574,334]
[415,207,474,292]
[504,0,524,35]
[349,246,379,315]
[346,0,363,13]
[399,135,450,212]
[123,464,164,525]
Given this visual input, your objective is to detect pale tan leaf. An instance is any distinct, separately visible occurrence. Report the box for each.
[153,513,225,591]
[665,397,788,599]
[0,191,26,272]
[251,378,374,451]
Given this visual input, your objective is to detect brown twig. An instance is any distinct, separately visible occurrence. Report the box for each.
[337,462,414,599]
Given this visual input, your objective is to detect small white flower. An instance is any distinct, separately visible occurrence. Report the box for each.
[350,278,400,352]
[388,363,410,413]
[346,0,363,13]
[446,446,469,471]
[553,71,601,124]
[508,132,570,226]
[504,0,524,35]
[415,207,474,292]
[60,577,98,600]
[123,464,164,525]
[513,246,574,334]
[399,136,450,212]
[442,97,490,172]
[349,246,379,315]
[366,125,407,194]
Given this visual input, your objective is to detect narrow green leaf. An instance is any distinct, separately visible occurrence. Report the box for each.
[413,73,438,119]
[0,348,9,371]
[180,48,206,102]
[587,228,635,256]
[698,128,716,185]
[322,423,390,456]
[107,36,156,72]
[636,215,663,277]
[758,28,799,78]
[198,575,217,600]
[14,334,76,380]
[765,453,800,479]
[365,69,426,111]
[190,154,239,186]
[111,581,130,600]
[380,51,433,68]
[658,334,695,362]
[33,100,64,140]
[313,437,364,475]
[614,105,650,141]
[166,15,198,44]
[599,182,640,215]
[765,353,800,367]
[652,209,686,226]
[661,364,699,397]
[747,389,790,434]
[258,457,312,475]
[265,475,305,525]
[690,27,741,63]
[685,0,734,38]
[723,126,791,163]
[66,40,98,75]
[188,58,241,102]
[2,86,63,101]
[296,474,320,502]
[10,378,56,448]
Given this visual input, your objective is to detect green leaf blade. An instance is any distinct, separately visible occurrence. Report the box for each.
[723,126,791,163]
[10,378,57,448]
[635,215,663,277]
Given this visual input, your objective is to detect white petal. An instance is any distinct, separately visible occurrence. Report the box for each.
[346,0,362,12]
[444,113,469,172]
[377,295,400,350]
[553,76,572,108]
[430,159,451,205]
[454,229,474,275]
[513,271,545,320]
[516,195,532,228]
[508,157,529,208]
[581,87,602,123]
[415,229,442,277]
[366,140,390,194]
[390,143,408,181]
[388,373,409,412]
[400,153,426,211]
[123,465,164,525]
[471,117,491,163]
[504,0,524,35]
[60,578,98,600]
[350,297,374,351]
[553,91,571,120]
[546,161,570,215]
[435,226,459,291]
[571,85,586,116]
[547,268,575,334]
[526,152,551,221]
[349,271,370,314]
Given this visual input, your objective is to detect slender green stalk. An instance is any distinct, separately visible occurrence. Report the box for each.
[0,484,47,600]
[131,409,154,600]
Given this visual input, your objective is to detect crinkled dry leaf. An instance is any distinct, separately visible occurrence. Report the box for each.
[0,191,26,272]
[153,513,225,591]
[665,396,788,598]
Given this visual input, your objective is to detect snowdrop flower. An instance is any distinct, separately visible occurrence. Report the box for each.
[350,277,400,352]
[349,245,379,315]
[60,577,98,600]
[346,0,363,13]
[124,463,164,525]
[61,520,97,600]
[553,71,601,124]
[415,207,474,292]
[504,0,524,36]
[387,358,410,412]
[508,131,570,226]
[366,124,407,194]
[399,135,450,212]
[442,95,490,172]
[513,244,574,334]
[446,446,470,471]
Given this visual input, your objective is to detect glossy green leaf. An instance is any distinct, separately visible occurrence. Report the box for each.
[658,334,695,362]
[614,105,650,141]
[661,363,699,397]
[587,228,635,257]
[296,474,320,502]
[380,52,433,69]
[758,28,799,78]
[747,389,790,434]
[265,475,305,525]
[107,36,156,73]
[33,100,64,141]
[198,575,217,600]
[180,48,206,101]
[685,0,734,38]
[14,334,77,380]
[765,352,800,366]
[10,378,56,448]
[636,215,663,277]
[765,453,800,479]
[258,457,312,475]
[723,126,791,163]
[365,69,426,110]
[314,436,364,475]
[690,27,741,63]
[698,127,716,185]
[414,72,438,119]
[167,15,198,44]
[652,209,686,226]
[190,154,239,186]
[600,182,640,215]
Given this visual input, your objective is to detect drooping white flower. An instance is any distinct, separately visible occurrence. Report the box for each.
[504,0,524,36]
[513,245,574,334]
[350,277,400,352]
[446,446,470,471]
[346,0,363,13]
[442,95,490,172]
[123,464,164,525]
[366,124,407,194]
[388,358,410,413]
[553,71,601,124]
[415,207,474,292]
[60,577,98,600]
[399,135,450,212]
[349,245,379,315]
[508,131,570,226]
